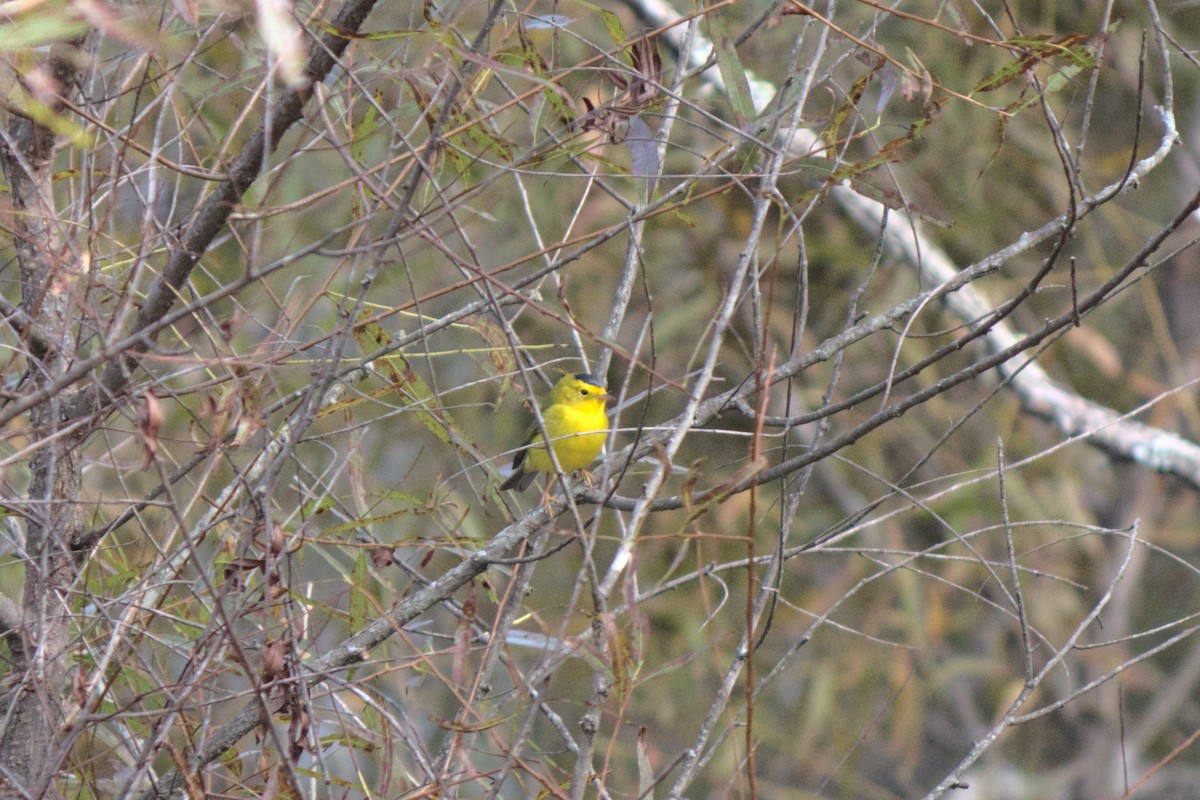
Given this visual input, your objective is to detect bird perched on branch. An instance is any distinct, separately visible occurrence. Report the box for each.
[501,372,610,492]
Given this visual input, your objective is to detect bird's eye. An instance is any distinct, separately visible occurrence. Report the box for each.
[580,389,589,397]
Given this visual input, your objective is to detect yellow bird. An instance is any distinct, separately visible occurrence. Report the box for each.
[500,372,611,491]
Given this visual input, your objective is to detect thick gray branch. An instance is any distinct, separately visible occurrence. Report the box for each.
[66,0,380,423]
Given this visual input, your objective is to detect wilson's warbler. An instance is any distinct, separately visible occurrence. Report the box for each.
[500,372,610,491]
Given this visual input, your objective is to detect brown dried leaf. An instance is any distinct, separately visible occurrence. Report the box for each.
[268,524,286,555]
[139,390,163,467]
[262,636,287,682]
[71,666,91,708]
[369,545,396,569]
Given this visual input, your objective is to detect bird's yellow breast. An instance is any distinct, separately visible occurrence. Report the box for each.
[524,399,608,473]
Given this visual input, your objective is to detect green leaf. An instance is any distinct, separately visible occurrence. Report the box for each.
[462,121,513,162]
[599,9,626,48]
[973,32,1105,94]
[820,69,872,149]
[460,315,516,394]
[353,315,455,444]
[0,12,89,50]
[393,357,453,444]
[349,553,368,633]
[302,496,336,517]
[316,732,378,752]
[322,505,425,538]
[517,26,576,131]
[706,10,757,123]
[798,99,949,220]
[351,95,381,218]
[311,20,422,41]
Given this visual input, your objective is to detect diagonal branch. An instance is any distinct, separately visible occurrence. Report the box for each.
[64,0,384,425]
[613,0,1194,497]
[136,505,559,800]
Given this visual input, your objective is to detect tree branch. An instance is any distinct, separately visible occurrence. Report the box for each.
[66,0,383,423]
